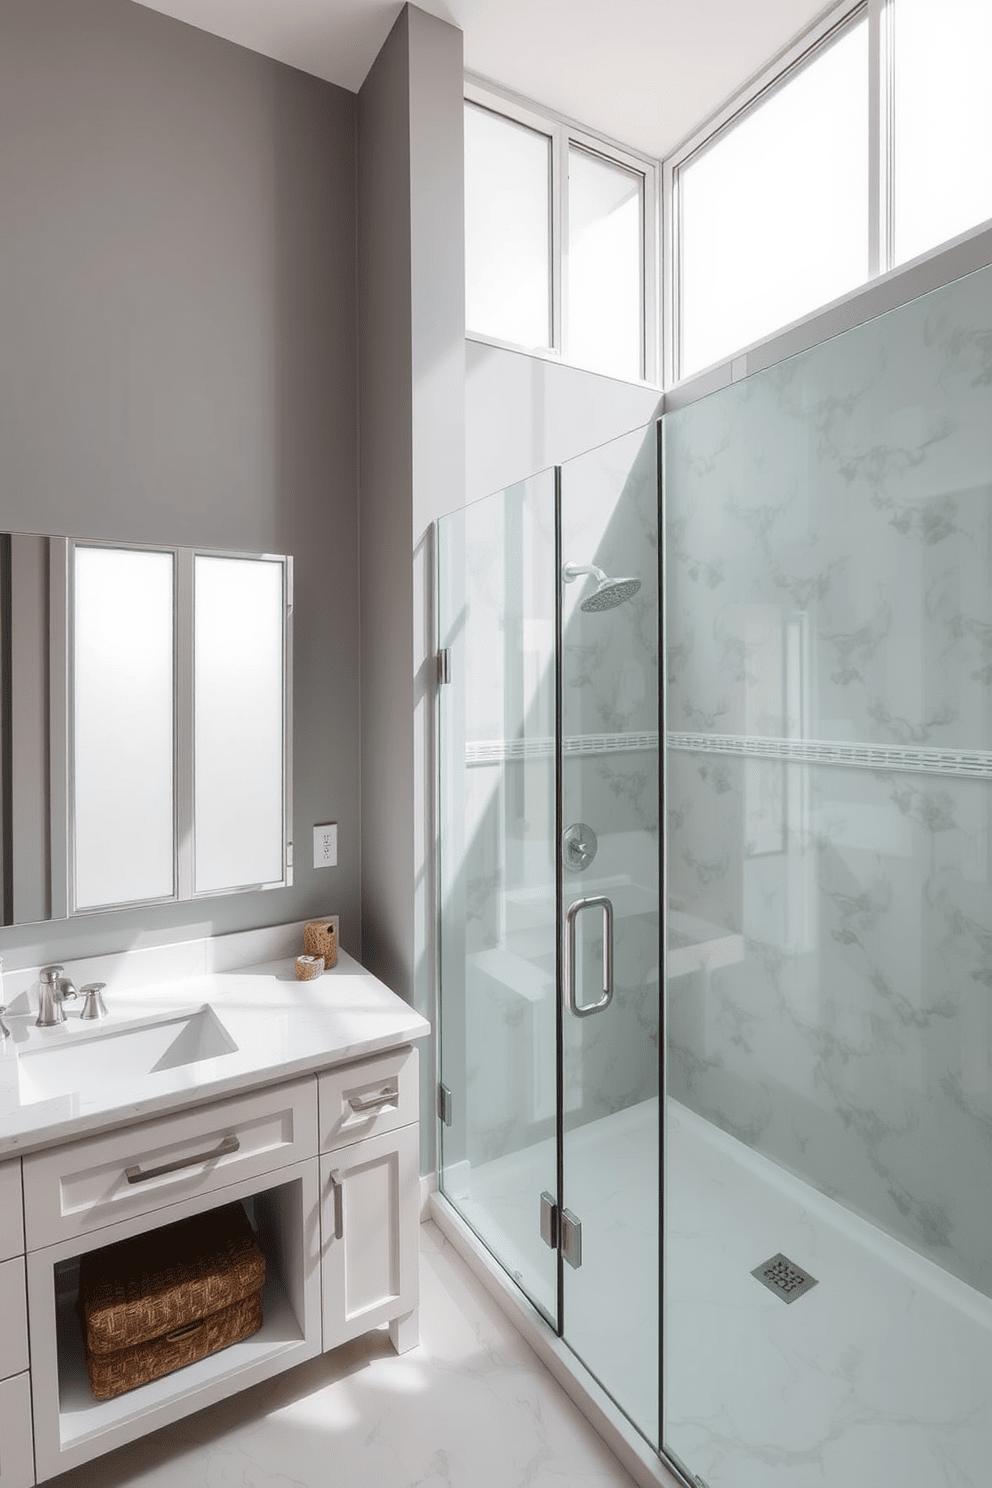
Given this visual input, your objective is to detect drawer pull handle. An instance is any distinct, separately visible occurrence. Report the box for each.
[348,1087,396,1113]
[328,1170,344,1239]
[124,1134,240,1185]
[165,1320,204,1343]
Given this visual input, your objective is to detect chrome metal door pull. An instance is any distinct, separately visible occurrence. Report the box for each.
[563,895,615,1018]
[124,1133,239,1184]
[328,1169,344,1239]
[348,1086,397,1112]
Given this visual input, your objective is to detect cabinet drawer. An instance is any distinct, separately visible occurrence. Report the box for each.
[0,1162,22,1263]
[23,1077,317,1249]
[0,1372,33,1488]
[318,1046,418,1153]
[0,1259,27,1381]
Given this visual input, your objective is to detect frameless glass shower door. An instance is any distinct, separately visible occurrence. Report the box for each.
[437,426,661,1449]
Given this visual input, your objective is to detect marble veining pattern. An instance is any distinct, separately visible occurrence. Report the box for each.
[665,264,992,1306]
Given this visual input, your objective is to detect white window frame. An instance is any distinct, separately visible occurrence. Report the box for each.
[663,0,878,387]
[465,76,661,388]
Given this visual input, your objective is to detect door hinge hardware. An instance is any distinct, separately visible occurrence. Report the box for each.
[539,1191,558,1249]
[437,648,451,685]
[561,1208,583,1269]
[437,1082,453,1126]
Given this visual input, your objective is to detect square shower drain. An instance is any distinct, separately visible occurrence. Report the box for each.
[751,1252,818,1303]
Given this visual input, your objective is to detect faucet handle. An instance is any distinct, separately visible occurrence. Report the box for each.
[79,984,108,1021]
[40,965,64,984]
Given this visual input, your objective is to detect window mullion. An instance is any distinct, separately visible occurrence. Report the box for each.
[868,0,895,275]
[553,124,567,357]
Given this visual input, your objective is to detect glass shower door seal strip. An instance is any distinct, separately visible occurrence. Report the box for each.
[667,731,992,779]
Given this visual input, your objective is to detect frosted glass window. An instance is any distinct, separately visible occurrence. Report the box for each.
[567,146,643,380]
[194,555,285,893]
[679,18,870,377]
[73,547,175,909]
[465,102,552,348]
[894,0,992,265]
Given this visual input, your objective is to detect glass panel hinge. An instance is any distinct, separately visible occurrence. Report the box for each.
[437,649,451,685]
[539,1191,558,1249]
[437,1082,453,1126]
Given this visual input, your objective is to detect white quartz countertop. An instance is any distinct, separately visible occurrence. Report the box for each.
[0,948,430,1156]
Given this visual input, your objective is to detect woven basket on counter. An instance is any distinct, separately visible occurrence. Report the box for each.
[303,918,337,968]
[78,1200,265,1401]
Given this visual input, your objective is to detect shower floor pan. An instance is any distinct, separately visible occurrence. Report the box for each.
[451,1097,992,1488]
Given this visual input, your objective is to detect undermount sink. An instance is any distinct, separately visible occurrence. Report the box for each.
[17,1006,239,1106]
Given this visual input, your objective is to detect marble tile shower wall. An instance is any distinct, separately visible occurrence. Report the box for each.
[664,264,992,1294]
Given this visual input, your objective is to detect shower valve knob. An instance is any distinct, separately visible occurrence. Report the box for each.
[563,822,598,872]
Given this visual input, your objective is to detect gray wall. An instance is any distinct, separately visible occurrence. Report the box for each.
[358,5,465,1172]
[0,0,359,964]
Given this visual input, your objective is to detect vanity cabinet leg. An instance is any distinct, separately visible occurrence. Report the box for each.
[387,1307,419,1355]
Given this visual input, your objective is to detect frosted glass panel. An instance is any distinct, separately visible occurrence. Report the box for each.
[73,547,175,909]
[567,146,643,380]
[465,102,552,349]
[679,18,869,376]
[894,0,992,265]
[194,556,285,893]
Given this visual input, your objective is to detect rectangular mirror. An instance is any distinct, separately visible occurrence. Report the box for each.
[0,533,293,926]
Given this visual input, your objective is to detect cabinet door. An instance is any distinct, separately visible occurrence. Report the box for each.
[0,1373,34,1488]
[320,1124,419,1352]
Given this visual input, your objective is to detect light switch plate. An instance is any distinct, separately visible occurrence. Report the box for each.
[313,823,338,868]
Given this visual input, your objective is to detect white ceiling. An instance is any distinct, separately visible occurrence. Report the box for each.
[133,0,832,160]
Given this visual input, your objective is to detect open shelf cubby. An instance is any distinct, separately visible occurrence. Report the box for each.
[30,1165,321,1480]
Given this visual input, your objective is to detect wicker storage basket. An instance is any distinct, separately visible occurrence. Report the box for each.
[78,1201,265,1401]
[303,918,337,968]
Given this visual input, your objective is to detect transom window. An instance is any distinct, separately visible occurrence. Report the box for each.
[464,84,657,385]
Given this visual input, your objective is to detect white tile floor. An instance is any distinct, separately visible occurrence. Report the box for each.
[48,1221,637,1488]
[457,1096,992,1488]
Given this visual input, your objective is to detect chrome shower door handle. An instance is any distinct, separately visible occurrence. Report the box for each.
[563,895,615,1018]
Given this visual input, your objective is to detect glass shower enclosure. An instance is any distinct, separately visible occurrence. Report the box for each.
[437,261,992,1488]
[435,426,662,1445]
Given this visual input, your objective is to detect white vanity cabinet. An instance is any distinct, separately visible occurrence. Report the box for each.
[0,1158,34,1488]
[0,936,430,1486]
[317,1047,421,1353]
[25,1076,324,1483]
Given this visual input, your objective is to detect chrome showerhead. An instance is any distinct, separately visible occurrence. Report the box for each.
[562,561,642,613]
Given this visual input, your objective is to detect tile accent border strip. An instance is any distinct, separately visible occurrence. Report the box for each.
[465,731,992,777]
[466,731,659,765]
[667,732,992,779]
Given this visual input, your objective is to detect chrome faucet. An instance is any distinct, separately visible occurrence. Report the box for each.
[36,966,79,1027]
